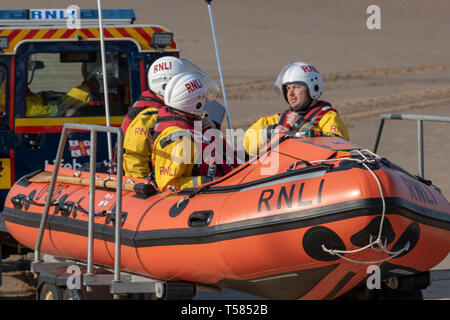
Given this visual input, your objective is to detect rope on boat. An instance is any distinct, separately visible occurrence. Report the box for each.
[311,149,411,264]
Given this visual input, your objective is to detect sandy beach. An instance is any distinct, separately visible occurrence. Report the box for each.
[1,0,449,300]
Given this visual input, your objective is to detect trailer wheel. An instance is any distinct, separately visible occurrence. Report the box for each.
[39,283,64,300]
[63,288,82,300]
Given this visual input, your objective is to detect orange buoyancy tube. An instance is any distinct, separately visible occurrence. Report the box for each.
[2,135,450,299]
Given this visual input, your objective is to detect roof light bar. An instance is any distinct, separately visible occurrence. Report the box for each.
[0,8,136,26]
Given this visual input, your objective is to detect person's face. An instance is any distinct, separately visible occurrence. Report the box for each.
[286,83,309,110]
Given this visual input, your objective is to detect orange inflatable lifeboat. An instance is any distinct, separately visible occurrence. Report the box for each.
[1,133,449,299]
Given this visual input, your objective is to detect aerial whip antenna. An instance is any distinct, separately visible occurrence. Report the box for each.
[96,0,113,172]
[205,0,234,151]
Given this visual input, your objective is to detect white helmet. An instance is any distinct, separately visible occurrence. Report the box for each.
[164,72,207,118]
[148,56,188,96]
[274,61,323,101]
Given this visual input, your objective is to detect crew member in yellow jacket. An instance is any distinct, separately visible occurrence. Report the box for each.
[25,88,59,117]
[152,72,235,191]
[0,62,57,117]
[244,61,348,156]
[121,56,189,178]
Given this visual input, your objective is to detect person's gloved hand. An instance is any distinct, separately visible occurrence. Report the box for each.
[285,112,301,129]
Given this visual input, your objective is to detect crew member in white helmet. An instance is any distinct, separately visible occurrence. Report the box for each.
[121,56,188,178]
[244,61,349,156]
[152,71,236,191]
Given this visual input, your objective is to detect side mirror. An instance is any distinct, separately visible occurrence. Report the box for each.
[29,60,45,71]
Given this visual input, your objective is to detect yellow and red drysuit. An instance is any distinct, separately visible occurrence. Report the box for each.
[152,106,236,191]
[121,90,165,178]
[244,101,349,156]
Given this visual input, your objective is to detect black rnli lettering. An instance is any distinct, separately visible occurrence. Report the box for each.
[258,189,274,212]
[400,176,437,205]
[298,183,312,207]
[277,185,295,209]
[402,176,418,201]
[318,179,325,204]
[257,179,325,212]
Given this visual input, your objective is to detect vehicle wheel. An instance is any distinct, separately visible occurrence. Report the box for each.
[39,283,64,300]
[63,288,82,300]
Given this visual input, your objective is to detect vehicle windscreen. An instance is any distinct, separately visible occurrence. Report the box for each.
[25,51,130,118]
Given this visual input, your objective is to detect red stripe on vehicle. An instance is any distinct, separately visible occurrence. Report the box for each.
[61,29,76,39]
[135,28,152,44]
[103,28,113,38]
[23,29,39,40]
[15,126,64,134]
[116,28,132,38]
[42,29,57,39]
[7,29,21,41]
[81,29,95,38]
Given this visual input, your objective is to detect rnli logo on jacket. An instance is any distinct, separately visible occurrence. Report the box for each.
[69,140,91,157]
[134,127,151,137]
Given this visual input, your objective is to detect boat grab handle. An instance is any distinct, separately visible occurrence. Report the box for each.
[287,160,312,170]
[188,210,214,228]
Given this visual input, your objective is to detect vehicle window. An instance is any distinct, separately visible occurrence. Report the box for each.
[25,51,130,118]
[0,66,6,116]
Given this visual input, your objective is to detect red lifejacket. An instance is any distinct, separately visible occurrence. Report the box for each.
[120,90,164,136]
[153,106,236,178]
[113,90,164,168]
[278,101,337,131]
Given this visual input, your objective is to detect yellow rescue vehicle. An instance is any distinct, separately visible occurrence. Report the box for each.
[0,7,179,257]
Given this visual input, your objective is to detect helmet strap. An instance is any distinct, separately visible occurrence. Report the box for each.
[168,107,203,121]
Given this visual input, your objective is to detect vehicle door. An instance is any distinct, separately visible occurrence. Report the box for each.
[12,41,141,182]
[0,57,13,212]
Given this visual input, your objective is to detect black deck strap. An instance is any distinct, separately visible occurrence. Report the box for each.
[133,183,157,195]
